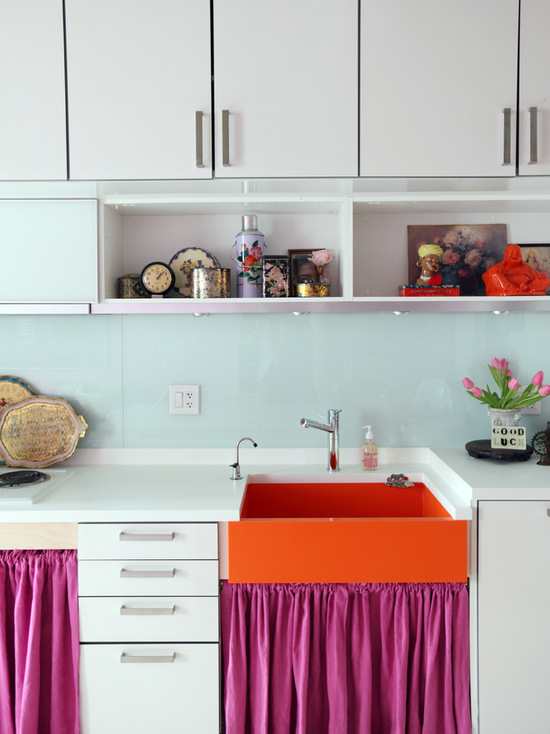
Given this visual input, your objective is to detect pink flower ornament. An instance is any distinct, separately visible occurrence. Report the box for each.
[508,377,519,391]
[308,249,334,269]
[539,385,550,397]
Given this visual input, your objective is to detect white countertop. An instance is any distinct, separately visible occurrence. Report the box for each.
[0,446,548,523]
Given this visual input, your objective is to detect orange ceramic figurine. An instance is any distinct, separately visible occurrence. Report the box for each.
[482,244,550,296]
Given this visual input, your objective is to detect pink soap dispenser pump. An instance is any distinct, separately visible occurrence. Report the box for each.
[361,425,378,471]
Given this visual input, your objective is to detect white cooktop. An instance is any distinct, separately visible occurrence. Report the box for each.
[0,468,72,504]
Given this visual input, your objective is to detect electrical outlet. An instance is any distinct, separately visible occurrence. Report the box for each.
[169,385,200,415]
[519,386,542,415]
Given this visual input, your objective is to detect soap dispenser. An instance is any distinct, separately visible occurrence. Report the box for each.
[361,425,378,471]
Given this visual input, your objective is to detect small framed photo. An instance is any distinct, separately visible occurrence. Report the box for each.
[407,224,508,296]
[288,249,317,295]
[262,255,290,297]
[519,245,550,279]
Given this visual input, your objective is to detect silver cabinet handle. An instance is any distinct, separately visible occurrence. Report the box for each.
[222,109,230,166]
[120,605,175,616]
[119,532,174,542]
[529,106,538,164]
[503,108,512,165]
[120,653,175,664]
[120,568,175,578]
[195,110,204,168]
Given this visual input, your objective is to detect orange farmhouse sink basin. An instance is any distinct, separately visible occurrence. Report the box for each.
[228,477,467,583]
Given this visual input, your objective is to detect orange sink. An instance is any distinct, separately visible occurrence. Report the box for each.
[228,480,467,583]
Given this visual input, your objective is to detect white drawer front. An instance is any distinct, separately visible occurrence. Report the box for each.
[79,643,219,734]
[79,596,219,642]
[78,522,218,560]
[78,559,218,596]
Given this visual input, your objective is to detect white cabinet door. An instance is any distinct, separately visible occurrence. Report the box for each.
[478,500,550,734]
[213,0,358,178]
[65,0,212,180]
[518,0,550,174]
[360,0,519,177]
[0,0,67,180]
[80,644,219,734]
[0,200,97,303]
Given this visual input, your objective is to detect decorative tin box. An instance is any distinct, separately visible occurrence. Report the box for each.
[262,256,290,297]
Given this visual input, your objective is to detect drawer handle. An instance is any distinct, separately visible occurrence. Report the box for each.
[120,568,175,579]
[120,653,175,664]
[119,532,175,542]
[120,605,175,616]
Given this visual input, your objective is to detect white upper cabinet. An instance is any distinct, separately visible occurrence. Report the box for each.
[65,0,212,180]
[213,0,358,178]
[360,0,519,177]
[518,0,550,174]
[0,0,67,180]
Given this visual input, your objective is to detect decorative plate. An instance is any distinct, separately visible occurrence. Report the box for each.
[169,247,220,297]
[0,377,38,466]
[0,396,88,469]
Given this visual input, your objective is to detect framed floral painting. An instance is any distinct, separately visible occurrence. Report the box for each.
[407,224,508,296]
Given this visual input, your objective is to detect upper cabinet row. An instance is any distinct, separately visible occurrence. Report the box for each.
[1,0,549,181]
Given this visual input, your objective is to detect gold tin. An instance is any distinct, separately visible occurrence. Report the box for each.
[295,283,330,297]
[118,274,141,298]
[192,268,231,298]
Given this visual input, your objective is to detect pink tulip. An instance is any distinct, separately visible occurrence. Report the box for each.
[508,377,519,390]
[539,385,550,397]
[491,357,509,372]
[472,386,483,398]
[462,378,474,389]
[532,371,544,386]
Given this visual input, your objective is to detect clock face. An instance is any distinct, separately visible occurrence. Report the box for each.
[141,262,175,295]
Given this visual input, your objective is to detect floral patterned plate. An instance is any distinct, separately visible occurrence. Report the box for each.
[169,247,220,297]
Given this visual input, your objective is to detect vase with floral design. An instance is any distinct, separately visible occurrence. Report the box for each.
[232,214,265,298]
[487,407,522,428]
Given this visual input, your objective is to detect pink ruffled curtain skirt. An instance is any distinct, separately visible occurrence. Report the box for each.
[222,582,471,734]
[0,550,79,734]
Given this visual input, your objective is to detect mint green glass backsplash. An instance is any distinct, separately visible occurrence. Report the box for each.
[0,311,547,449]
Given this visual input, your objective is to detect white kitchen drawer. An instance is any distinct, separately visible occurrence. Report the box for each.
[78,522,217,560]
[79,596,219,642]
[79,643,219,734]
[78,559,218,597]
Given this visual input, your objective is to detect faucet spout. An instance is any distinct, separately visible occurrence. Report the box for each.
[300,409,341,472]
[230,436,258,480]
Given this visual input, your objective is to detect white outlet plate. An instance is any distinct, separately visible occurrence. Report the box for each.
[519,386,542,415]
[169,385,200,415]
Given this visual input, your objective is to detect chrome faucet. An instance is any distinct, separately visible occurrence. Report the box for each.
[300,409,341,472]
[230,436,258,480]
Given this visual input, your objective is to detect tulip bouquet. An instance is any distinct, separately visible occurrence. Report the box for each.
[462,358,550,409]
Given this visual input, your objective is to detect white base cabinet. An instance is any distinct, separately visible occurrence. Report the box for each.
[78,523,220,734]
[477,501,550,734]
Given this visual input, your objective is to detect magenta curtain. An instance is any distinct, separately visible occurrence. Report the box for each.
[221,582,471,734]
[0,550,79,734]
